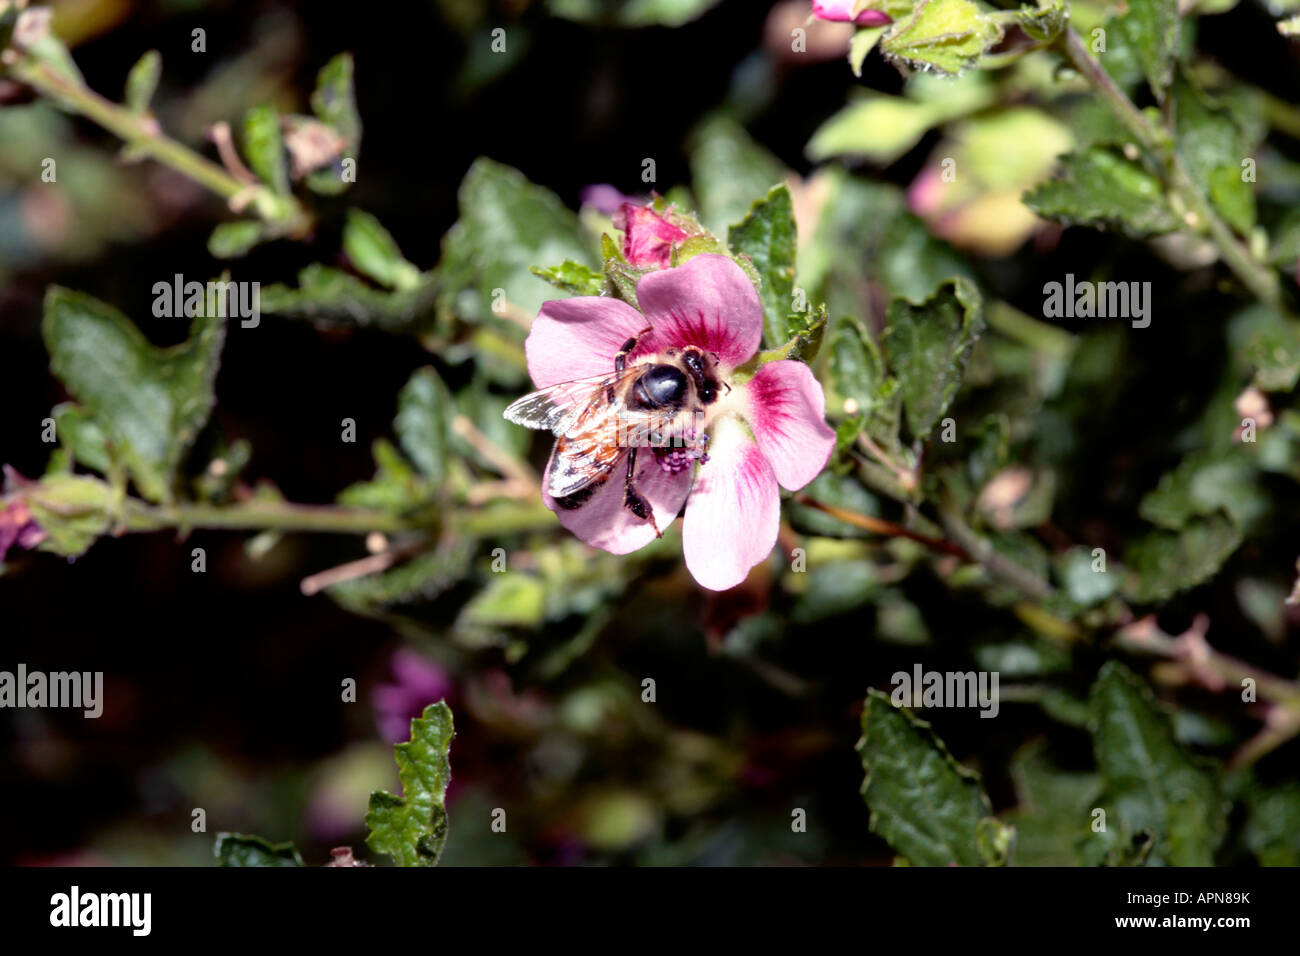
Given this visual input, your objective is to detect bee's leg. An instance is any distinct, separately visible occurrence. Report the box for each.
[614,326,656,375]
[622,447,661,537]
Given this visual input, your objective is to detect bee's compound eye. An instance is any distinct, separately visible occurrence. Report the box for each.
[636,365,688,407]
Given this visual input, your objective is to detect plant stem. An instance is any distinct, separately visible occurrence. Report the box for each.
[939,506,1057,601]
[1114,615,1300,707]
[1055,28,1285,315]
[120,498,556,537]
[123,499,412,535]
[987,300,1076,359]
[795,494,967,558]
[9,52,307,229]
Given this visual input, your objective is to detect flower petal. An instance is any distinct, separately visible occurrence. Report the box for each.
[581,184,637,216]
[525,296,650,389]
[542,446,693,555]
[615,203,690,268]
[635,254,763,368]
[811,0,893,24]
[743,359,836,491]
[682,420,780,591]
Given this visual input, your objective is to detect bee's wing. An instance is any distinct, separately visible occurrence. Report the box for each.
[548,433,628,498]
[503,373,620,436]
[545,387,645,498]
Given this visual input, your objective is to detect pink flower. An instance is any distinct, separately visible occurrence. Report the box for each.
[0,468,46,563]
[581,184,638,216]
[614,203,691,269]
[522,254,835,591]
[0,499,44,562]
[372,648,454,744]
[811,0,893,25]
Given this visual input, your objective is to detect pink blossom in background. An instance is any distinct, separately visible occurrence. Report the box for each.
[523,254,835,591]
[580,183,637,216]
[0,467,46,562]
[372,648,454,743]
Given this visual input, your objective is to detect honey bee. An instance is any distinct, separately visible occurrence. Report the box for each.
[504,328,724,535]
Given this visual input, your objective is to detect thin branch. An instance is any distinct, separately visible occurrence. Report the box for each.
[795,494,967,558]
[1055,27,1285,315]
[451,415,540,488]
[8,49,310,232]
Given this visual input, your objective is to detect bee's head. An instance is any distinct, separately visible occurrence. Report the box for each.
[681,346,721,405]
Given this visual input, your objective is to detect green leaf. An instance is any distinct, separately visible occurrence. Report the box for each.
[849,0,917,16]
[600,233,649,309]
[259,264,437,332]
[1085,662,1226,866]
[1016,1,1067,42]
[830,318,885,405]
[459,574,547,629]
[883,276,983,440]
[242,104,289,195]
[727,184,797,349]
[0,6,17,55]
[214,832,304,867]
[366,701,454,867]
[849,26,888,77]
[337,439,429,511]
[310,53,360,142]
[807,96,938,165]
[436,158,596,326]
[858,691,1009,866]
[880,0,1003,76]
[530,260,606,296]
[1023,147,1179,238]
[799,170,976,319]
[792,560,881,623]
[1174,79,1257,234]
[689,115,785,234]
[1245,313,1300,392]
[306,53,361,195]
[1138,451,1267,532]
[1243,783,1300,866]
[124,50,161,113]
[1111,0,1179,100]
[1002,741,1099,866]
[328,541,474,618]
[806,79,994,164]
[207,221,269,260]
[43,286,225,502]
[395,367,453,485]
[828,318,902,451]
[50,402,111,475]
[548,0,723,28]
[1057,546,1120,608]
[343,209,421,291]
[1123,512,1242,603]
